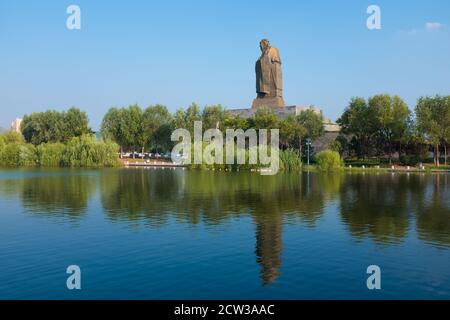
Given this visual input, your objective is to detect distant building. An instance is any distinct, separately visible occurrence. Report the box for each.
[230,106,341,154]
[10,118,23,133]
[230,105,341,133]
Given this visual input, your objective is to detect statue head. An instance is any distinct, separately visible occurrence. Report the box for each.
[259,39,270,52]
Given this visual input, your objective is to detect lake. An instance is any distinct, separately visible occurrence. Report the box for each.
[0,168,449,299]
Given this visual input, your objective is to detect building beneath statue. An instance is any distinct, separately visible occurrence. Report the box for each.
[230,105,340,133]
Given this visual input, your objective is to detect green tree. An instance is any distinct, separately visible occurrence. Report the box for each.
[279,116,306,150]
[36,143,65,167]
[223,114,249,131]
[251,107,279,129]
[101,107,126,157]
[202,105,229,130]
[415,96,450,166]
[368,95,411,163]
[296,109,324,141]
[0,143,37,167]
[143,105,173,153]
[62,134,119,167]
[337,97,377,159]
[315,150,344,171]
[0,131,25,144]
[172,103,202,136]
[122,105,145,158]
[22,110,65,145]
[62,107,91,141]
[21,108,90,145]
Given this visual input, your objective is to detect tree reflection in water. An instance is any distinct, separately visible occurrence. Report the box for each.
[99,169,341,284]
[0,168,448,286]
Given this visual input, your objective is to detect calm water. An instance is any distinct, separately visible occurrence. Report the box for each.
[0,168,449,300]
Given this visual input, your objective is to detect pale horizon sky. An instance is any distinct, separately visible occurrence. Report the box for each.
[1,0,450,130]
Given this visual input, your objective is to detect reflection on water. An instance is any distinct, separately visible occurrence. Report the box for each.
[99,170,340,284]
[0,168,449,291]
[0,171,97,219]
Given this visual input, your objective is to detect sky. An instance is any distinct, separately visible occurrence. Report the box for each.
[0,0,449,130]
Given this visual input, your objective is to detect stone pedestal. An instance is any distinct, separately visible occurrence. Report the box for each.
[252,97,285,109]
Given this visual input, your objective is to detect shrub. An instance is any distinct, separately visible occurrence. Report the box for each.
[315,150,344,171]
[37,143,65,167]
[0,131,25,144]
[399,155,425,166]
[279,149,302,171]
[0,142,37,167]
[62,135,120,167]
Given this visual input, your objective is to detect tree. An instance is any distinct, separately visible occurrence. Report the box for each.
[251,107,279,129]
[279,116,306,150]
[143,105,173,153]
[63,107,90,141]
[296,109,324,158]
[185,103,202,134]
[368,95,411,163]
[0,131,25,144]
[337,97,377,159]
[22,108,90,145]
[415,96,450,166]
[122,105,145,158]
[296,109,324,141]
[101,107,126,157]
[202,105,229,130]
[172,103,202,137]
[223,114,249,131]
[22,110,65,145]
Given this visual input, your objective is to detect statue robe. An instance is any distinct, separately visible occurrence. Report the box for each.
[255,47,283,98]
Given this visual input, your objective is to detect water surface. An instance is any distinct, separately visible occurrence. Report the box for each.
[0,168,449,299]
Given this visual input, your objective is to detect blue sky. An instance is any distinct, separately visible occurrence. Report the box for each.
[1,0,449,130]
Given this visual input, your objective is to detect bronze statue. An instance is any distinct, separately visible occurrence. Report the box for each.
[252,39,285,109]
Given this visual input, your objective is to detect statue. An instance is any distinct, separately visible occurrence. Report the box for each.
[252,39,285,109]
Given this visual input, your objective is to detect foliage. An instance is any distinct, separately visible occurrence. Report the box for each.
[202,105,229,130]
[0,131,25,144]
[296,109,324,141]
[315,150,344,171]
[280,116,306,149]
[143,105,174,153]
[250,107,279,129]
[101,107,126,150]
[399,155,423,166]
[415,95,450,166]
[22,108,90,145]
[223,114,249,131]
[279,149,302,171]
[62,135,120,168]
[37,143,65,167]
[338,95,411,161]
[328,139,342,153]
[368,94,411,161]
[0,142,37,167]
